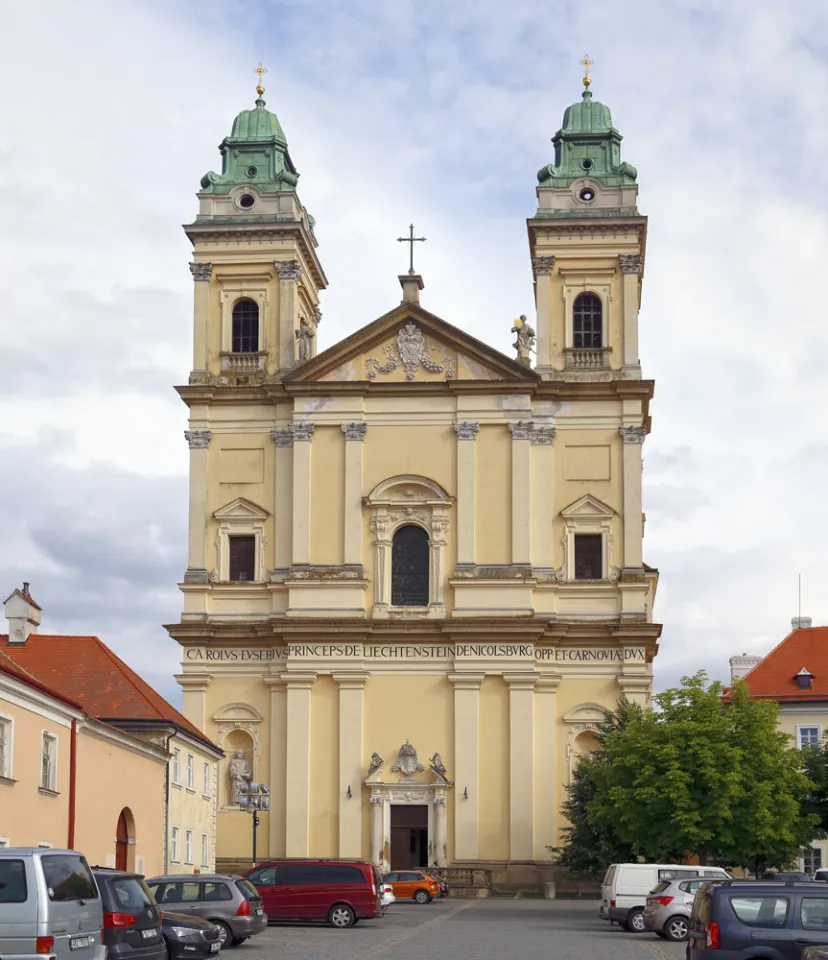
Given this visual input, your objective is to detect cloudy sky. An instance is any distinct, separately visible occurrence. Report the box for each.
[1,0,826,704]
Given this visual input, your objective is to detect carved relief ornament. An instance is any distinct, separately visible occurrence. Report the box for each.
[341,422,368,441]
[275,259,301,281]
[619,426,646,444]
[366,322,456,382]
[189,262,213,281]
[508,421,534,441]
[532,256,556,276]
[619,254,642,275]
[452,421,480,441]
[185,430,212,449]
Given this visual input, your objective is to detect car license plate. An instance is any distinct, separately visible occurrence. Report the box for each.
[256,907,263,916]
[140,930,157,939]
[210,943,220,953]
[70,937,90,951]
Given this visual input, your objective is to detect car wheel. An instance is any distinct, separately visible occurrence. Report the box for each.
[624,909,645,932]
[414,889,431,904]
[328,904,356,928]
[664,915,689,942]
[214,922,233,947]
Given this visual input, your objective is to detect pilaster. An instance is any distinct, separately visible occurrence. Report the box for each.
[263,676,287,858]
[292,423,314,566]
[530,427,556,570]
[619,426,645,569]
[276,259,301,371]
[508,422,533,564]
[334,672,369,858]
[452,422,479,567]
[533,674,561,858]
[341,424,367,566]
[619,255,642,378]
[271,428,294,573]
[505,672,537,861]
[175,674,212,732]
[188,262,212,377]
[183,430,212,583]
[532,256,555,375]
[284,672,316,856]
[449,673,484,861]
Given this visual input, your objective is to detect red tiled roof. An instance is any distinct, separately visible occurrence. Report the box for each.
[739,626,828,702]
[0,634,217,748]
[0,648,85,712]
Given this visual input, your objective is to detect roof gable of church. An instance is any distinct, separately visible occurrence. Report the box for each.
[284,302,538,385]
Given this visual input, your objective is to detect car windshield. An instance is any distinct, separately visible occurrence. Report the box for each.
[112,877,153,910]
[651,881,672,894]
[42,855,98,902]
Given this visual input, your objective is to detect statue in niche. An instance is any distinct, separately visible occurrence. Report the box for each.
[228,749,252,804]
[511,315,536,364]
[295,316,315,361]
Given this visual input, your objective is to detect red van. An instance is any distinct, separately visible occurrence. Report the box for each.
[244,859,382,928]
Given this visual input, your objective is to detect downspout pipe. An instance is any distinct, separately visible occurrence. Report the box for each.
[67,718,78,849]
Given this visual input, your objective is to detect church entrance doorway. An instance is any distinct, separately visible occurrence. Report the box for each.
[390,804,428,870]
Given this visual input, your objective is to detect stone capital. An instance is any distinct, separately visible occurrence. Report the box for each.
[271,427,294,447]
[531,256,556,276]
[507,421,534,441]
[184,429,212,449]
[189,262,213,281]
[292,422,315,442]
[619,425,647,444]
[341,422,368,441]
[275,259,301,281]
[531,426,557,445]
[447,672,485,690]
[332,671,370,689]
[452,421,480,441]
[619,254,642,275]
[502,672,539,690]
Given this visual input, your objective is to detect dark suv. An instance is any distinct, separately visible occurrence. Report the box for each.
[688,879,828,959]
[92,868,165,960]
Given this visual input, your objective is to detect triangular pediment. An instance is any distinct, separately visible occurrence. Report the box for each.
[560,494,615,519]
[212,497,270,521]
[285,302,538,385]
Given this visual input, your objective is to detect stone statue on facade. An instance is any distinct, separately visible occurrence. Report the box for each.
[367,752,384,776]
[295,316,315,362]
[429,752,451,784]
[511,316,535,365]
[228,749,252,805]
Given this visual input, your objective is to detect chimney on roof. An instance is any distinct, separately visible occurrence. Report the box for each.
[792,616,813,630]
[730,654,762,684]
[4,582,42,645]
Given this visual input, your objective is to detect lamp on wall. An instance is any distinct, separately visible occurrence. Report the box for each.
[463,787,468,800]
[347,785,352,798]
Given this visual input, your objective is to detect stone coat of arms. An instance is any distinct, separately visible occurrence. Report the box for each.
[366,322,455,381]
[391,740,425,777]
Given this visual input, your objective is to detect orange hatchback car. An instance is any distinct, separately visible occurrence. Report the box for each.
[382,871,439,904]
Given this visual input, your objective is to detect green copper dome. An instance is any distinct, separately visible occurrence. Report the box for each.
[200,95,299,194]
[537,88,637,188]
[230,97,287,143]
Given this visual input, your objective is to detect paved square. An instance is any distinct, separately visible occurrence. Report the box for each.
[234,899,686,960]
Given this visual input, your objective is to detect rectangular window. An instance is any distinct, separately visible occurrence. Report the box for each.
[203,762,211,797]
[201,834,209,868]
[185,829,193,864]
[574,534,602,580]
[799,726,821,749]
[186,754,195,790]
[0,859,27,902]
[40,733,57,790]
[41,854,97,901]
[728,896,789,927]
[805,847,824,876]
[0,716,12,778]
[229,535,256,582]
[172,748,181,784]
[802,897,828,930]
[171,826,180,862]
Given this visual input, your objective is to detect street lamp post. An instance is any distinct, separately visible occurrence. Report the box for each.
[238,782,270,865]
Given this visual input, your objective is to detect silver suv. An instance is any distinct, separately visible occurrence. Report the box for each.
[644,877,725,941]
[146,875,266,948]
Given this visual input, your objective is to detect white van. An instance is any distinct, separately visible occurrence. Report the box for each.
[600,862,730,931]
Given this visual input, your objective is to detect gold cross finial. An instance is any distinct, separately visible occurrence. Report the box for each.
[580,54,593,88]
[255,62,267,97]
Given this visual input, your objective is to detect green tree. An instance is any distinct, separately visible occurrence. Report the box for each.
[798,735,828,839]
[552,699,642,876]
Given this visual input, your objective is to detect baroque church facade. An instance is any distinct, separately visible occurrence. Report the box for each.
[167,72,661,880]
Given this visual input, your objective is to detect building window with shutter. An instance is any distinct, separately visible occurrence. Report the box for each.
[574,534,603,580]
[391,525,430,606]
[229,535,256,582]
[40,733,57,791]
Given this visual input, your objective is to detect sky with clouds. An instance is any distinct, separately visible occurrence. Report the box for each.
[1,0,826,704]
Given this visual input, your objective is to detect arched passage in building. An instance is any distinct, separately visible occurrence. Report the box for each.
[115,807,136,871]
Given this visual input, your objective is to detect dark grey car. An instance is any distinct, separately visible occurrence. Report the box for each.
[147,875,266,948]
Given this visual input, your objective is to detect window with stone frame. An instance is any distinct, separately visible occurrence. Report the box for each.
[231,299,259,353]
[574,534,603,580]
[391,525,430,606]
[40,733,57,791]
[573,292,603,348]
[229,535,256,582]
[798,726,821,750]
[0,716,12,779]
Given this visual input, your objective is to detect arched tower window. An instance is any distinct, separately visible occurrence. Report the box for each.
[573,292,602,349]
[391,525,429,606]
[232,299,259,353]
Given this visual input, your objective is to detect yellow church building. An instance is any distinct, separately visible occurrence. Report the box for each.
[167,68,661,884]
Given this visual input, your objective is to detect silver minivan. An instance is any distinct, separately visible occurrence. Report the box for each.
[0,848,104,960]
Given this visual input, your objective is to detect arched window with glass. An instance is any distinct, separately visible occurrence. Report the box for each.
[573,292,602,349]
[232,299,259,353]
[391,525,430,606]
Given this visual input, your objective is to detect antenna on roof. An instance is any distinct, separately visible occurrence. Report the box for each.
[799,573,802,622]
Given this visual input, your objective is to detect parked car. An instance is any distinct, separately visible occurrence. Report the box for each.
[804,948,828,960]
[688,879,828,958]
[382,871,440,904]
[601,862,730,932]
[814,869,828,883]
[764,872,814,882]
[160,911,222,959]
[244,859,382,928]
[643,877,726,941]
[381,883,396,912]
[92,868,164,960]
[146,875,266,948]
[0,848,104,960]
[429,875,450,898]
